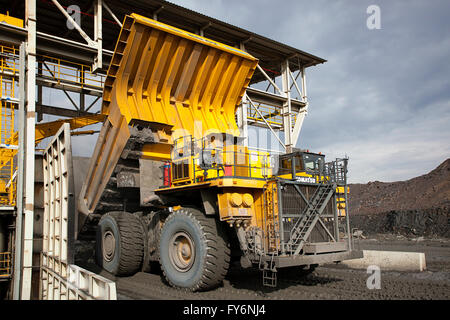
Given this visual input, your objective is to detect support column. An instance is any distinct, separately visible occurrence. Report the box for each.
[93,0,102,72]
[80,68,85,113]
[239,42,248,147]
[37,61,42,122]
[12,43,26,301]
[301,66,308,103]
[80,91,85,114]
[238,95,249,147]
[281,59,292,153]
[291,66,308,147]
[21,0,36,300]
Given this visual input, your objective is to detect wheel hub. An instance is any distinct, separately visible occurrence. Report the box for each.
[169,231,195,272]
[103,230,116,262]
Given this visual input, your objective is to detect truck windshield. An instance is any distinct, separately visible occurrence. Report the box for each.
[302,154,324,173]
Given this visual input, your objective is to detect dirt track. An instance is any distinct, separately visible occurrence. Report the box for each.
[84,236,450,300]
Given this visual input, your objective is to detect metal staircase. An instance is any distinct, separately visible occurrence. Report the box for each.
[285,182,336,255]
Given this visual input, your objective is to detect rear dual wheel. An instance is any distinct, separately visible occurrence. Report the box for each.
[159,207,230,291]
[96,211,144,276]
[96,208,231,292]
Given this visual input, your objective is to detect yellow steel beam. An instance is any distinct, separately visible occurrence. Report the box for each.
[2,113,106,147]
[34,114,106,144]
[0,13,23,28]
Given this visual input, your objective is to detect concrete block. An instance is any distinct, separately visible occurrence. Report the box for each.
[341,250,426,272]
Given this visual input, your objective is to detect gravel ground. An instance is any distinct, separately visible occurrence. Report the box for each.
[82,235,450,300]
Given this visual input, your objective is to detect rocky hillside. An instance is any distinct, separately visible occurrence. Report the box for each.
[348,158,450,237]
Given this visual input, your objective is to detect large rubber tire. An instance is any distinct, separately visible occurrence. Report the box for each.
[159,207,230,291]
[96,211,144,276]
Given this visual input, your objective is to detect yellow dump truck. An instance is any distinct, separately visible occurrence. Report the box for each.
[77,14,362,290]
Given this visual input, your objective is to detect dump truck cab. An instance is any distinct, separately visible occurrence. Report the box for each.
[77,13,362,291]
[278,150,325,181]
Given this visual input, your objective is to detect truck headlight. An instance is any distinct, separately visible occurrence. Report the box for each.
[230,193,242,207]
[242,193,253,207]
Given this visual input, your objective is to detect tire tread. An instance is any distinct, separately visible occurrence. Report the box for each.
[98,211,144,276]
[160,207,230,291]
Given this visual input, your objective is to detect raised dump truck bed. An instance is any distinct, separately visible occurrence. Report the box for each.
[78,13,258,227]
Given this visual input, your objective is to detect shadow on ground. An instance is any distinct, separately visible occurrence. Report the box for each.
[224,266,343,295]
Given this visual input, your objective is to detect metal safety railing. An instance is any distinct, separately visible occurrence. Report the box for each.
[1,43,106,90]
[247,99,297,129]
[37,55,106,90]
[323,158,348,185]
[0,252,11,278]
[170,135,275,186]
[0,45,19,76]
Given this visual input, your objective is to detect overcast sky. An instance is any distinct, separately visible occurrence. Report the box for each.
[58,0,450,184]
[166,0,450,183]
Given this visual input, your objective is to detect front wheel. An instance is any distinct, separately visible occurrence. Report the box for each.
[159,207,230,291]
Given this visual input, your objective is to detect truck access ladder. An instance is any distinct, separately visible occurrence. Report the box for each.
[264,182,280,253]
[285,182,336,255]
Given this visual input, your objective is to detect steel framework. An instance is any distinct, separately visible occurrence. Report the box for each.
[0,0,326,299]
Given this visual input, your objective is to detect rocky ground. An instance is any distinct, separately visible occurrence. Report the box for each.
[76,235,450,300]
